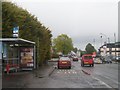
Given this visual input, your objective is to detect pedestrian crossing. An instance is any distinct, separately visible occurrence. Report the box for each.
[56,69,78,74]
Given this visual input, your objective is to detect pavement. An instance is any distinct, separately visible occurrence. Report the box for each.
[2,61,56,88]
[33,63,56,78]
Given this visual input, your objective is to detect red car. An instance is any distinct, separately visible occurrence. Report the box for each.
[81,54,94,67]
[72,56,79,61]
[58,57,71,69]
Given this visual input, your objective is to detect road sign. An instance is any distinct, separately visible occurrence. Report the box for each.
[13,26,19,37]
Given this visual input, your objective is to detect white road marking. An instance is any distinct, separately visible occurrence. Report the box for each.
[74,72,77,74]
[68,72,70,74]
[101,75,118,85]
[92,76,112,88]
[85,80,95,88]
[57,69,78,74]
[94,72,118,85]
[57,71,60,73]
[73,72,77,74]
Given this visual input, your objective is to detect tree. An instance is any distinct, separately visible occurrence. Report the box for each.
[85,43,96,54]
[53,34,73,55]
[2,2,52,66]
[81,51,86,56]
[73,47,78,53]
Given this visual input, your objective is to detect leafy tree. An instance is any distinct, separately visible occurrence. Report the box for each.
[53,34,73,55]
[2,2,52,66]
[85,43,96,54]
[81,51,86,56]
[73,47,78,53]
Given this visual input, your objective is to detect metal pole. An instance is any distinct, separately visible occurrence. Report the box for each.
[115,43,116,61]
[100,33,108,55]
[100,36,102,46]
[100,33,108,63]
[108,37,110,43]
[114,33,116,59]
[108,37,111,56]
[34,45,36,69]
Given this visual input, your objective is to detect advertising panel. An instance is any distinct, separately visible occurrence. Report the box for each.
[20,47,34,68]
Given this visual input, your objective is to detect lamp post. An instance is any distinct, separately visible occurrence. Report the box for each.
[114,33,117,59]
[100,33,108,58]
[100,33,108,43]
[108,37,110,43]
[100,35,102,46]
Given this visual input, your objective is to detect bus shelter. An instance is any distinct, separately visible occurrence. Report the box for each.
[0,38,36,73]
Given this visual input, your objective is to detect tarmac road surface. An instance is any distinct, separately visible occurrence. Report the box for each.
[2,58,119,89]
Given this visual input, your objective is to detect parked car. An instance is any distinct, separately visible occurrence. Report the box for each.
[81,54,94,67]
[94,58,102,64]
[116,56,120,62]
[100,56,112,64]
[72,56,79,61]
[111,56,116,61]
[106,56,112,63]
[100,56,106,63]
[58,57,71,69]
[112,56,120,62]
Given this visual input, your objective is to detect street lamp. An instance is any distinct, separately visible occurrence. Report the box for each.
[100,33,108,43]
[100,35,102,46]
[114,33,117,59]
[100,33,108,47]
[100,33,108,58]
[108,37,110,43]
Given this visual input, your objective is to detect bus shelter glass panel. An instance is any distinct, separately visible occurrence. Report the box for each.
[2,43,19,71]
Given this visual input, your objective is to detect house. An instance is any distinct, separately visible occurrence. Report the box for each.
[99,42,120,57]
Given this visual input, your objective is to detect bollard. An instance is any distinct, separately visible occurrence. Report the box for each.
[6,64,10,74]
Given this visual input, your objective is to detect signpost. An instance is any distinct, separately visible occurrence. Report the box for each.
[13,26,19,38]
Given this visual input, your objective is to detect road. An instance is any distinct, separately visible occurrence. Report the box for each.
[2,58,119,89]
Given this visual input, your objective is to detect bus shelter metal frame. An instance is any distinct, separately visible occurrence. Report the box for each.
[0,38,36,74]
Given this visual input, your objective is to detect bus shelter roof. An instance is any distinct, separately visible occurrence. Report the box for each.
[0,38,35,45]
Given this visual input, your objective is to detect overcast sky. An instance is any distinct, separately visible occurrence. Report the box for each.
[12,0,119,50]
